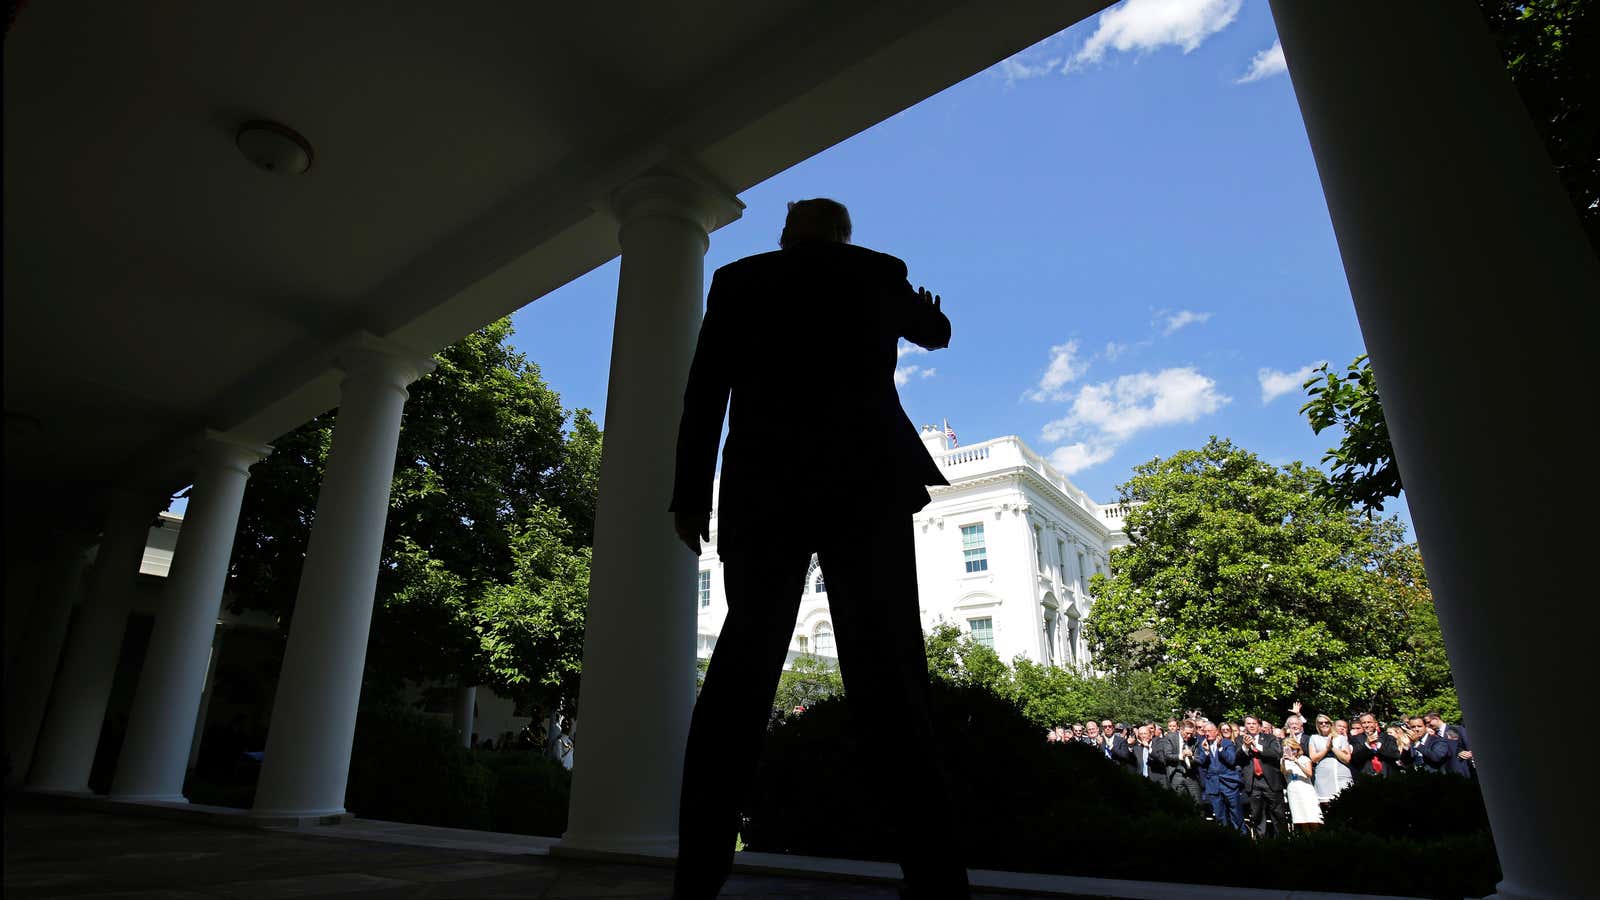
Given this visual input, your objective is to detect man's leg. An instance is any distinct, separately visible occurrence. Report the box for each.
[1247,784,1267,838]
[820,515,970,900]
[673,546,810,900]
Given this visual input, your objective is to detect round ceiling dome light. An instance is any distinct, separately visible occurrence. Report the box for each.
[235,120,314,175]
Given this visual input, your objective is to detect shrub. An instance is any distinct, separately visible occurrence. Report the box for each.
[345,703,493,830]
[1323,771,1491,841]
[485,754,571,836]
[742,679,1499,897]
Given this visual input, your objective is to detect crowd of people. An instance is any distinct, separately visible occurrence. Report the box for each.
[1046,704,1473,837]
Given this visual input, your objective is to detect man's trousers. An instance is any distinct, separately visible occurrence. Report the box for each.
[1247,782,1287,838]
[672,514,970,900]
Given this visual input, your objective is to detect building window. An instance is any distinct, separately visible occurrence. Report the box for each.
[1043,611,1057,665]
[968,617,994,649]
[698,570,711,608]
[814,569,826,594]
[807,555,826,594]
[961,523,988,573]
[1033,524,1045,573]
[696,633,717,655]
[1076,552,1087,592]
[814,622,834,656]
[1057,539,1067,583]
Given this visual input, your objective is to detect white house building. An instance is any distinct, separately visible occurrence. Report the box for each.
[694,425,1129,671]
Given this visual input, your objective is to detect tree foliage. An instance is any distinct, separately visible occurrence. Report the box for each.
[773,653,845,712]
[1300,355,1399,514]
[923,622,1178,727]
[1085,438,1454,721]
[227,318,600,707]
[1479,0,1599,256]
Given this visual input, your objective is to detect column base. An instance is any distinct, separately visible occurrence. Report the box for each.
[554,833,679,860]
[247,806,353,827]
[22,786,95,799]
[1490,883,1578,900]
[107,793,189,805]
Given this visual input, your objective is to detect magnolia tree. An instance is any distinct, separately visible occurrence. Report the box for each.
[1085,438,1456,721]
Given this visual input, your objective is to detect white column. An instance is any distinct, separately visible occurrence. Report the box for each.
[453,685,476,749]
[27,489,164,793]
[250,339,434,819]
[1269,5,1600,899]
[110,435,267,801]
[561,171,741,853]
[4,541,93,783]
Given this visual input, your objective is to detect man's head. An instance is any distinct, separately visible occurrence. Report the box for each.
[1072,723,1084,738]
[1407,716,1427,740]
[1167,719,1179,734]
[1358,713,1380,738]
[1085,721,1101,739]
[1100,719,1114,734]
[1180,719,1196,739]
[1244,716,1261,736]
[1203,722,1220,741]
[1286,714,1304,737]
[779,198,852,248]
[1424,711,1445,732]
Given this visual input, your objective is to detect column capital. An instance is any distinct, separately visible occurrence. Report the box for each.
[187,430,273,478]
[606,165,743,237]
[331,332,438,394]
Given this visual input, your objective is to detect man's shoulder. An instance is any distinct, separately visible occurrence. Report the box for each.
[716,244,906,278]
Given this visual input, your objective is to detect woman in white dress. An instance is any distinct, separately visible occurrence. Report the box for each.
[1282,738,1322,831]
[1308,716,1353,804]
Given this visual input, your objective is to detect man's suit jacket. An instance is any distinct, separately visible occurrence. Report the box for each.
[1197,739,1242,796]
[1348,732,1402,780]
[1236,732,1285,792]
[670,242,951,557]
[1106,734,1136,771]
[1153,731,1199,789]
[1130,741,1163,783]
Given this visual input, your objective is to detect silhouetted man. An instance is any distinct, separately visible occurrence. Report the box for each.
[669,198,967,900]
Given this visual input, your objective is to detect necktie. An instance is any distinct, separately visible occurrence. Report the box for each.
[1253,753,1263,777]
[1369,740,1384,773]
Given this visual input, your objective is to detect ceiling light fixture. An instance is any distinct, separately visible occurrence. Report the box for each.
[235,119,314,175]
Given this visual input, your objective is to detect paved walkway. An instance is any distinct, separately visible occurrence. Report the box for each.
[0,799,1051,900]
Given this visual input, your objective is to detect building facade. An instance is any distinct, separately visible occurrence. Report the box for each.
[693,425,1129,670]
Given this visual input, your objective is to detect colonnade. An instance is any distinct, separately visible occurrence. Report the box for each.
[11,172,738,835]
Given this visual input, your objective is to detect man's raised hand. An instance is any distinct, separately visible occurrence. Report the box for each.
[916,286,941,311]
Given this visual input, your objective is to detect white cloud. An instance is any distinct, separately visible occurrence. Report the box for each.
[1049,442,1117,475]
[998,54,1063,85]
[1070,0,1242,68]
[1104,341,1130,361]
[894,364,937,386]
[1236,39,1286,83]
[897,341,930,359]
[1047,367,1230,442]
[1026,340,1090,402]
[1160,309,1213,335]
[1257,361,1324,404]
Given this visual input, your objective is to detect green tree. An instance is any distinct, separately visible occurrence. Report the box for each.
[1085,438,1451,721]
[1300,355,1399,514]
[1479,0,1599,256]
[773,653,845,711]
[227,318,600,699]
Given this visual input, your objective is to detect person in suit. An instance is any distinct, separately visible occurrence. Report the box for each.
[1237,715,1287,839]
[1424,711,1474,777]
[1154,718,1204,805]
[1197,721,1245,832]
[669,199,967,900]
[1107,723,1136,772]
[1347,713,1403,781]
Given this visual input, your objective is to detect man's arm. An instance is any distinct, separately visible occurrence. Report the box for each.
[669,271,733,550]
[888,256,950,350]
[1260,735,1282,767]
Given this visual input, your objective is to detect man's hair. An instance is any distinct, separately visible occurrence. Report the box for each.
[1424,711,1443,720]
[779,198,852,248]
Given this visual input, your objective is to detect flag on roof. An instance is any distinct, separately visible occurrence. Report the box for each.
[944,418,958,448]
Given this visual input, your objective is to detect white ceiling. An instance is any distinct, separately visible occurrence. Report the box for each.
[3,0,1107,509]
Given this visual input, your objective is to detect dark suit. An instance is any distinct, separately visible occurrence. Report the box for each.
[1154,731,1203,804]
[1107,734,1136,772]
[1348,732,1403,780]
[1197,738,1245,832]
[1237,732,1286,838]
[669,242,965,900]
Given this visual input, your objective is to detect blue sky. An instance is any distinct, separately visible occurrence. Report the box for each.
[509,0,1406,525]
